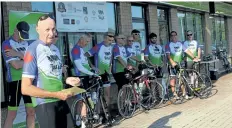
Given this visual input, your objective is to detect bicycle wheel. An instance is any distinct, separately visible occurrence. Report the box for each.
[117,84,136,119]
[195,73,213,99]
[71,97,93,128]
[149,80,164,108]
[140,81,160,109]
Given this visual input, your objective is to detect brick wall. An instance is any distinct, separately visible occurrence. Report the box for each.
[117,2,132,36]
[169,8,178,35]
[146,4,159,42]
[2,2,31,39]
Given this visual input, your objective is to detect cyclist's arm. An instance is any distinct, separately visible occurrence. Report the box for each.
[144,56,155,67]
[21,77,61,99]
[167,53,176,67]
[197,47,201,59]
[9,60,24,69]
[129,55,140,62]
[185,50,195,60]
[116,56,127,68]
[74,60,95,76]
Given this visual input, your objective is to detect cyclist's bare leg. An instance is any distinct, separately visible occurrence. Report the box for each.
[81,102,87,118]
[170,78,176,96]
[3,110,17,128]
[25,107,35,128]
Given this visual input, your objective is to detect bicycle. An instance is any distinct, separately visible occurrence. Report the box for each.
[164,62,188,105]
[117,62,164,119]
[184,61,213,99]
[70,71,114,128]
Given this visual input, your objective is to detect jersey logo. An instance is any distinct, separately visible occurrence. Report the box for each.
[174,46,181,52]
[16,47,26,52]
[104,52,111,55]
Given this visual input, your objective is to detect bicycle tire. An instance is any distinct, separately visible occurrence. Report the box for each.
[140,81,160,109]
[71,98,93,128]
[149,80,164,108]
[198,73,213,99]
[117,84,136,119]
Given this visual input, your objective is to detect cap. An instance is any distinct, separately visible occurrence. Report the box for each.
[16,21,30,40]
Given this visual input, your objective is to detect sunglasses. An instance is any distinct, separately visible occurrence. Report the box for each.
[134,33,140,35]
[171,34,177,36]
[128,40,133,42]
[187,34,193,36]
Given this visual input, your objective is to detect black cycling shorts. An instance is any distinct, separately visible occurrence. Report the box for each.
[8,80,33,110]
[35,100,75,128]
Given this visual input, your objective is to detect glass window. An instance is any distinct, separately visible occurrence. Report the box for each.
[157,8,169,46]
[131,6,143,18]
[96,3,116,44]
[132,22,146,50]
[195,14,203,45]
[31,2,54,13]
[211,17,227,52]
[177,12,186,41]
[186,12,194,33]
[107,3,116,32]
[157,9,167,21]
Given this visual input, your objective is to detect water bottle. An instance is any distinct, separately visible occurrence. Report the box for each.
[138,82,144,94]
[91,92,97,104]
[87,92,94,109]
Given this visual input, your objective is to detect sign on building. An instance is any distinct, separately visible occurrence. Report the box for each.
[55,2,108,32]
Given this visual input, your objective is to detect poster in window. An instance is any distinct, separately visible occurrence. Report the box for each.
[55,2,108,32]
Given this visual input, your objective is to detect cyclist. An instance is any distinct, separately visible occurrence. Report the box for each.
[144,33,163,74]
[165,31,199,100]
[71,34,98,128]
[144,33,165,97]
[126,36,137,67]
[131,29,142,66]
[2,21,35,128]
[21,15,80,128]
[112,34,134,92]
[85,32,114,121]
[183,30,201,86]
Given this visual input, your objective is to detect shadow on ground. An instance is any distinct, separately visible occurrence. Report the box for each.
[148,111,181,128]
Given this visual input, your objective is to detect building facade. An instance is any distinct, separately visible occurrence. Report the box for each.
[1,1,232,103]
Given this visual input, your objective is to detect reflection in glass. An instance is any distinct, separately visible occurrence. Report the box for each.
[31,2,54,12]
[131,6,143,18]
[132,22,146,50]
[177,12,185,41]
[157,9,169,46]
[107,3,116,32]
[157,9,166,21]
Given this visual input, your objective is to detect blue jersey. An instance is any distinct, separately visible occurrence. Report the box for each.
[112,44,131,73]
[2,37,30,82]
[22,40,63,107]
[87,42,113,75]
[71,44,91,76]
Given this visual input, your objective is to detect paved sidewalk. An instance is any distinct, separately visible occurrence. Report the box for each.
[113,73,232,128]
